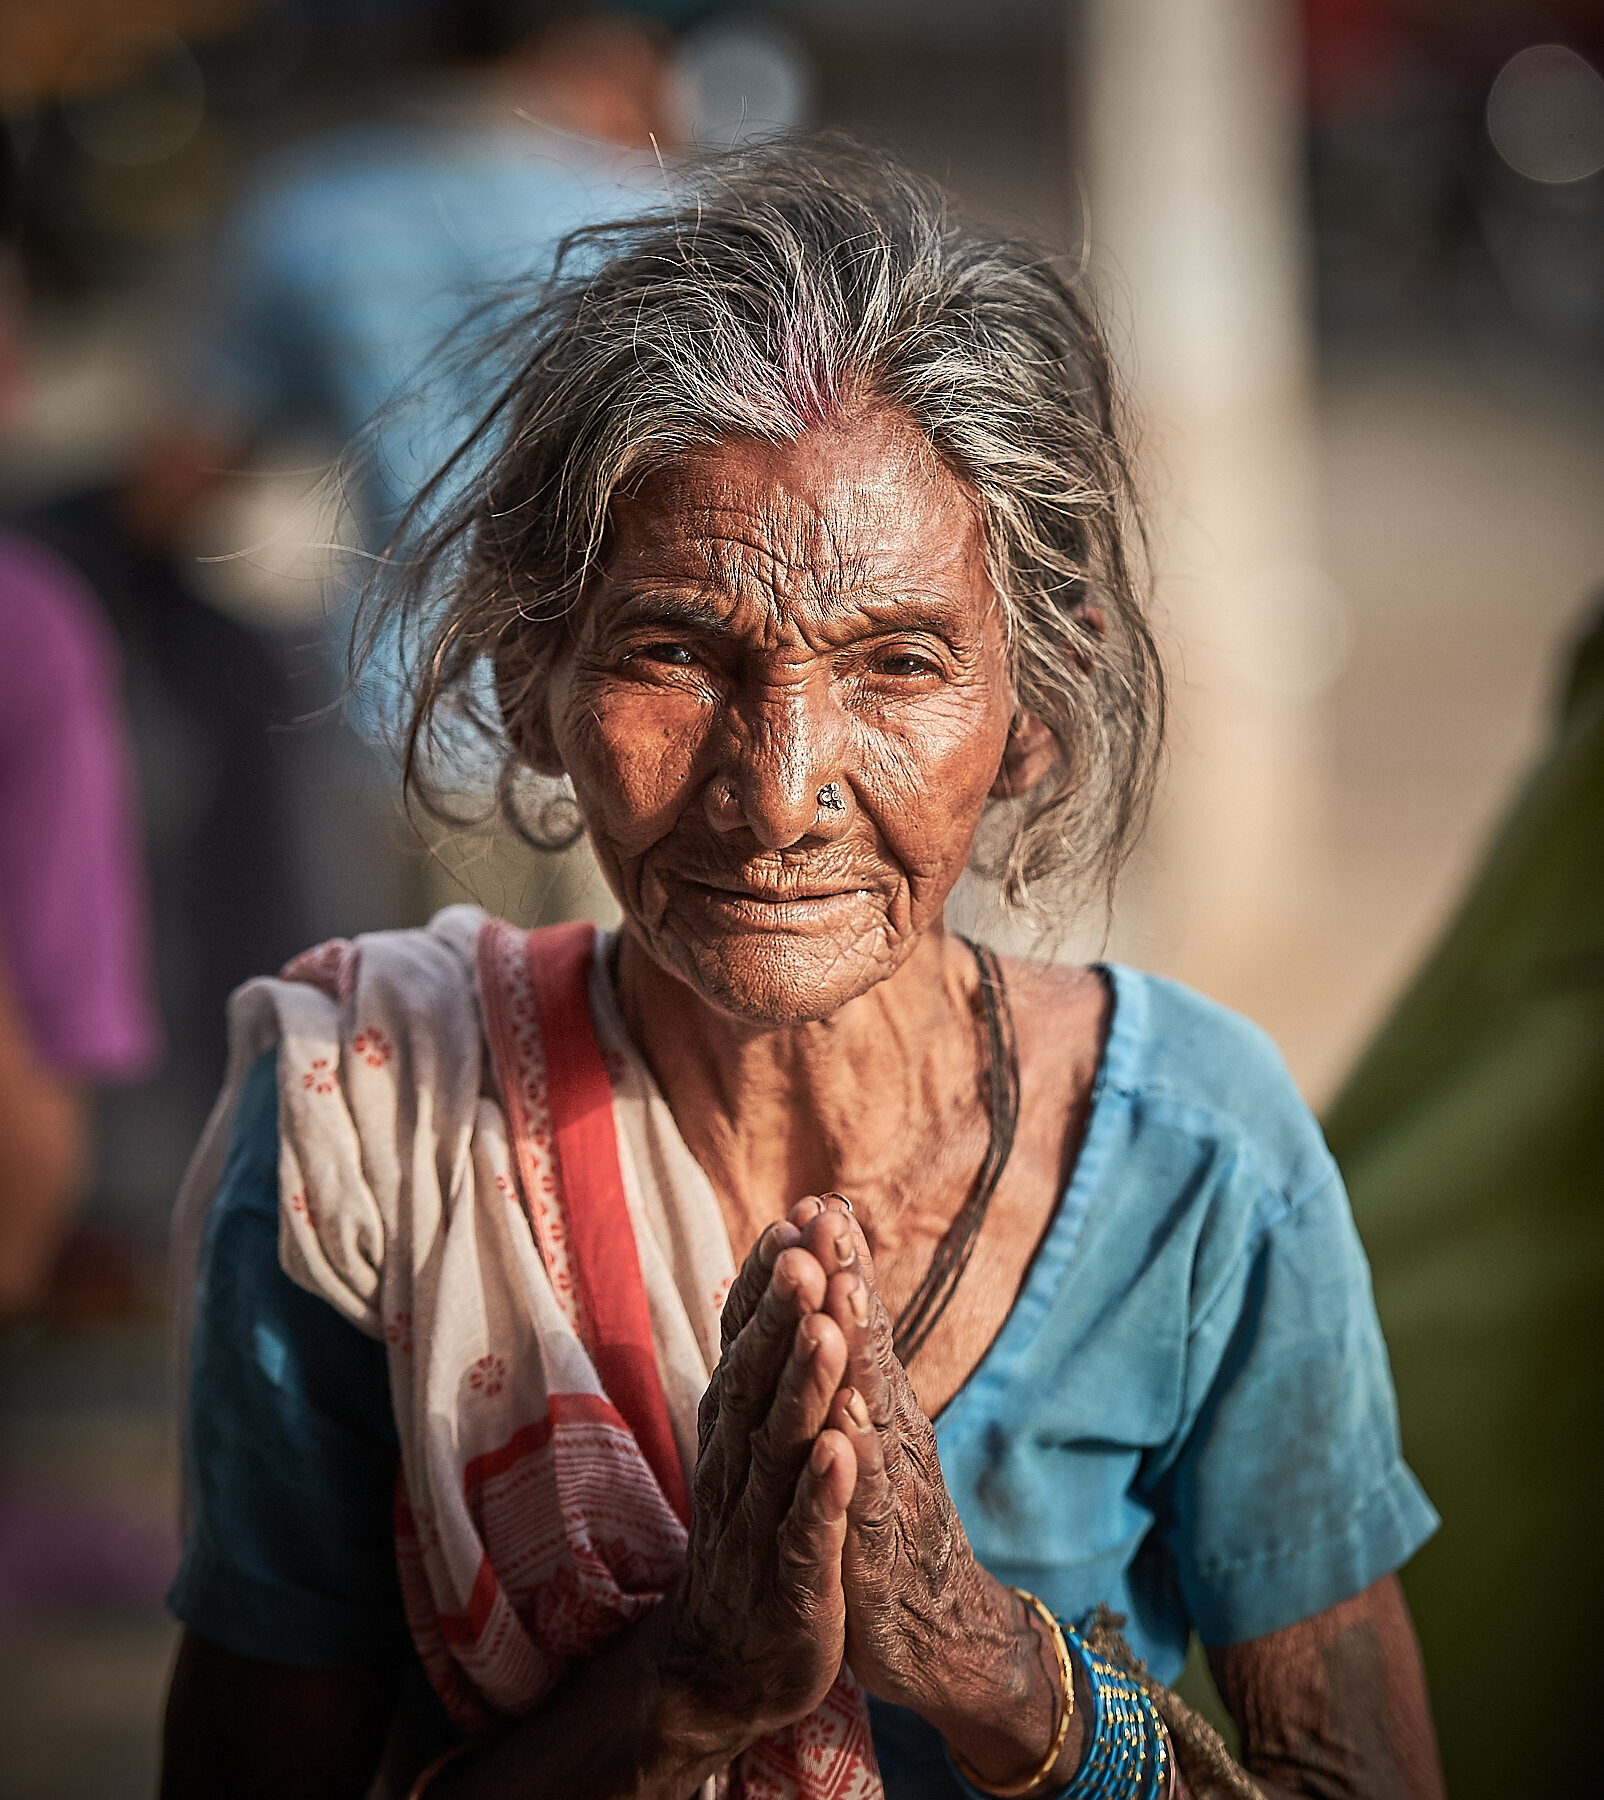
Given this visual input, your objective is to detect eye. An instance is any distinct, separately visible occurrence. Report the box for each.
[630,640,697,668]
[874,650,942,679]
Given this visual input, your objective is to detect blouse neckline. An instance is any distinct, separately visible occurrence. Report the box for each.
[594,931,1141,1434]
[932,962,1139,1433]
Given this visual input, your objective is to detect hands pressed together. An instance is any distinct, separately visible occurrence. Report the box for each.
[659,1196,1077,1791]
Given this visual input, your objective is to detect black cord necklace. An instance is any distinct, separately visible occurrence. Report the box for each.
[890,939,1021,1367]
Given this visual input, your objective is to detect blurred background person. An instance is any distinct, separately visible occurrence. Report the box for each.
[0,523,159,1318]
[0,517,178,1648]
[1325,597,1604,1800]
[122,6,681,555]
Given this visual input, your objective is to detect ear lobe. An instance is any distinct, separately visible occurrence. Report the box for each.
[990,711,1058,800]
[494,640,565,778]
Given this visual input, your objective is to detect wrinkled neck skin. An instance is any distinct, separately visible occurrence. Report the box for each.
[617,917,989,1262]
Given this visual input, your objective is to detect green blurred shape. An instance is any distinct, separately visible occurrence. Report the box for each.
[1324,606,1604,1798]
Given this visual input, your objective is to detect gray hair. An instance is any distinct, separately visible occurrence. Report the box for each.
[367,136,1163,916]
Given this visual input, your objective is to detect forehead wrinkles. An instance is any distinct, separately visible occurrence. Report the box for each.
[689,481,880,616]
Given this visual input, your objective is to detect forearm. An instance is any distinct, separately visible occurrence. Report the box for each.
[0,972,87,1316]
[1208,1577,1445,1800]
[433,1605,742,1800]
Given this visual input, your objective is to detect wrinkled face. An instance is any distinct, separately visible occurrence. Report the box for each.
[534,408,1022,1023]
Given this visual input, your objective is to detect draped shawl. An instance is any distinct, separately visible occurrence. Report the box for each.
[172,905,881,1799]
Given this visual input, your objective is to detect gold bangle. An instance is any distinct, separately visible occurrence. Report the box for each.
[949,1586,1076,1798]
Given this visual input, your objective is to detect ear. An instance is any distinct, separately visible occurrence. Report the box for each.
[494,638,565,778]
[991,709,1059,800]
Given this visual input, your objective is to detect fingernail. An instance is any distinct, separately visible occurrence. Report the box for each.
[849,1282,869,1327]
[845,1389,870,1431]
[760,1222,799,1267]
[810,1437,835,1475]
[833,1232,855,1267]
[795,1321,821,1362]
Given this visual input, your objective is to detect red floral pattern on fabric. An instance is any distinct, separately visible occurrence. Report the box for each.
[351,1027,394,1067]
[300,1057,337,1095]
[466,1354,506,1398]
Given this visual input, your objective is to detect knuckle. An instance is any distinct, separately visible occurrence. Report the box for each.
[717,1358,769,1421]
[906,1424,942,1479]
[720,1270,762,1341]
[773,1532,811,1578]
[853,1487,898,1534]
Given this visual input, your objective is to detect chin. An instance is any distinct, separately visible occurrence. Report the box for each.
[657,923,900,1026]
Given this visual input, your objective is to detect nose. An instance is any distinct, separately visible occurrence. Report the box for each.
[704,680,851,849]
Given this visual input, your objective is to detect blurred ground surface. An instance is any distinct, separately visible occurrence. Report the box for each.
[0,1312,177,1798]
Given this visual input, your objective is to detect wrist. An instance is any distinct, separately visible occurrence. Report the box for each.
[421,1602,743,1799]
[920,1579,1083,1797]
[646,1597,763,1772]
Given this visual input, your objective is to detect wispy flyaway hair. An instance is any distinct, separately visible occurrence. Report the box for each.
[360,134,1163,915]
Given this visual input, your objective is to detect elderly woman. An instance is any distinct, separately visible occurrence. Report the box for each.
[161,146,1443,1800]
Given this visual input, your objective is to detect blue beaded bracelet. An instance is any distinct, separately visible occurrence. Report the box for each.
[1061,1622,1172,1800]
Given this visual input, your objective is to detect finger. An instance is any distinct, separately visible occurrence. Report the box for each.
[827,1384,890,1503]
[812,1244,906,1490]
[698,1241,825,1478]
[773,1428,856,1617]
[709,1245,829,1455]
[805,1210,893,1399]
[740,1308,850,1538]
[800,1206,858,1283]
[827,1385,897,1587]
[787,1194,826,1231]
[801,1201,881,1298]
[720,1219,802,1349]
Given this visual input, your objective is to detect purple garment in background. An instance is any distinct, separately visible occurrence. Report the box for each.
[0,526,159,1079]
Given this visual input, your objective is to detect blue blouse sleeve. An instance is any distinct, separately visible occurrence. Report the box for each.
[167,1048,407,1668]
[1142,1162,1438,1648]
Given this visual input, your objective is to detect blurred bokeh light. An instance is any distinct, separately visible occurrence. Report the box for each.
[1487,41,1604,184]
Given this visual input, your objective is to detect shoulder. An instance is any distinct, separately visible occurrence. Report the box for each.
[1097,965,1337,1215]
[218,126,436,278]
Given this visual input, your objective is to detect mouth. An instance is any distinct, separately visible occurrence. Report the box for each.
[677,876,871,927]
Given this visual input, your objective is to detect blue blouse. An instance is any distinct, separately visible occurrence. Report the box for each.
[170,964,1436,1795]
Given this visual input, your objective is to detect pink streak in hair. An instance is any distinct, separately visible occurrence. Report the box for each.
[775,324,838,429]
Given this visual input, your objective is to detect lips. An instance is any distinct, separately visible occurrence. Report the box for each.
[691,878,862,905]
[663,867,875,928]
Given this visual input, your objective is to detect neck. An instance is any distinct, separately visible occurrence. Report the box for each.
[616,927,987,1259]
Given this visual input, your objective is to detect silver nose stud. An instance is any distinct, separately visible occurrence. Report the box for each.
[816,782,846,812]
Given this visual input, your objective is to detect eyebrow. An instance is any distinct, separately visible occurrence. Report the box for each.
[607,581,975,640]
[605,590,739,636]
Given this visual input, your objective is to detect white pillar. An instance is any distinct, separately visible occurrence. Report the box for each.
[1081,0,1338,1046]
